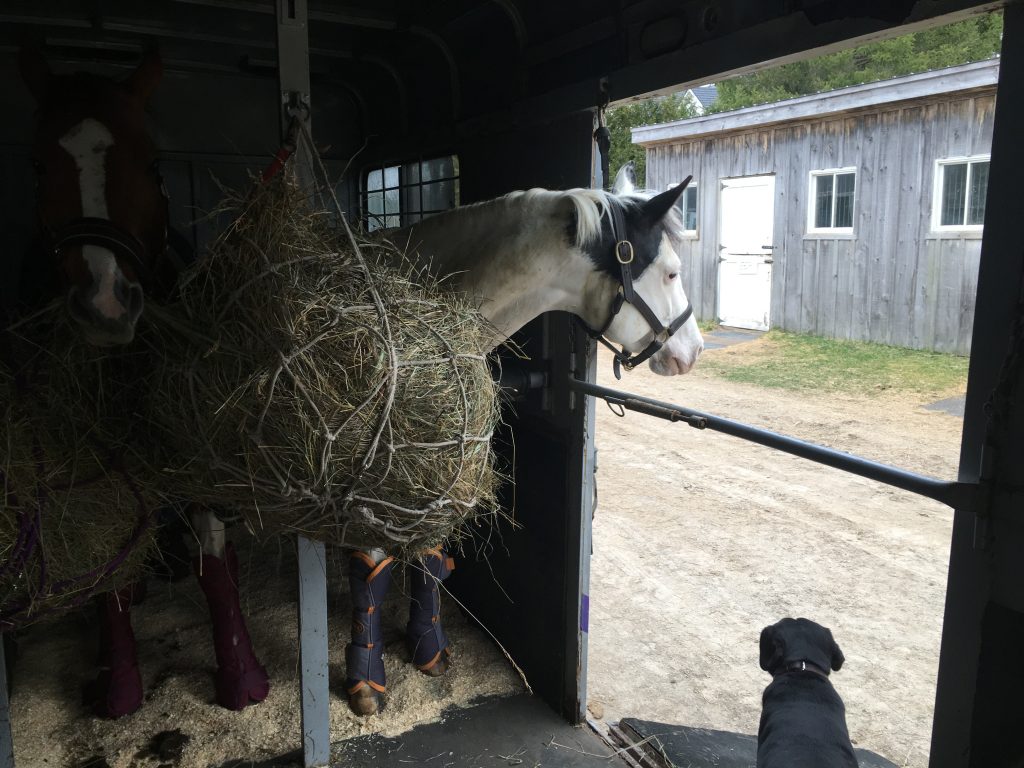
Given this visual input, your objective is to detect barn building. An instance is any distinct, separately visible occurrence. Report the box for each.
[633,59,999,354]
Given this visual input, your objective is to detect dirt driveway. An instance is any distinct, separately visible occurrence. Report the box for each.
[586,342,964,767]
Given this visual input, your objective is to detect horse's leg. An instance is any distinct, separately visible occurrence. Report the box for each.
[346,548,393,716]
[191,507,269,710]
[84,581,146,718]
[407,548,454,677]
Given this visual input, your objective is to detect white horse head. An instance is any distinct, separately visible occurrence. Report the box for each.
[581,166,703,375]
[388,169,704,377]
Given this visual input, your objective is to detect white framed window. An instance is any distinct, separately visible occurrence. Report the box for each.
[667,181,698,236]
[363,156,459,231]
[932,155,989,232]
[807,167,856,234]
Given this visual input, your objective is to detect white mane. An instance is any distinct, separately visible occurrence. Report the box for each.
[504,188,609,248]
[503,186,686,249]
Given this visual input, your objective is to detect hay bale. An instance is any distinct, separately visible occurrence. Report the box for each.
[0,320,163,629]
[146,179,502,557]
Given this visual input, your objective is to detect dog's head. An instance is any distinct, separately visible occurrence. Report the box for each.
[759,617,845,676]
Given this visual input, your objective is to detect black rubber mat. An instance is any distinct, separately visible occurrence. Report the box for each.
[217,694,619,768]
[621,718,899,768]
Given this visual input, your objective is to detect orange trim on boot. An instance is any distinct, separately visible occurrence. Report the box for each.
[350,551,377,570]
[417,648,451,672]
[421,547,455,572]
[368,557,394,582]
[347,679,387,695]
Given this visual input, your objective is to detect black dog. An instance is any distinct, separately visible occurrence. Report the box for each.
[757,617,858,768]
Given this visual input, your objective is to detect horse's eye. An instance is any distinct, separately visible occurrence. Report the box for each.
[668,272,679,280]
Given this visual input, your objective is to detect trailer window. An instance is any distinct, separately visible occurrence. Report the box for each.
[363,156,460,231]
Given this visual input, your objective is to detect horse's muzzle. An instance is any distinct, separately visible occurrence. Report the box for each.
[67,282,144,346]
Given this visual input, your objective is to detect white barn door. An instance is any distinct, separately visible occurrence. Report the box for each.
[717,175,775,331]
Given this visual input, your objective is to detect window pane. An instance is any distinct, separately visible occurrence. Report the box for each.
[834,172,855,229]
[968,161,989,226]
[367,169,383,192]
[814,175,834,229]
[421,180,456,215]
[683,186,697,231]
[366,190,384,231]
[421,156,455,183]
[404,161,421,186]
[384,187,400,215]
[941,163,967,226]
[383,166,400,189]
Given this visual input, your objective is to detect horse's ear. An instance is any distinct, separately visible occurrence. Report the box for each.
[611,161,637,195]
[125,50,162,103]
[640,175,693,222]
[19,46,51,103]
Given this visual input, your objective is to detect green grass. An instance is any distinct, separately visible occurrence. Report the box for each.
[699,330,969,397]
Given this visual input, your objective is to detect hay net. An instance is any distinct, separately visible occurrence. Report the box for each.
[147,177,503,558]
[0,323,162,629]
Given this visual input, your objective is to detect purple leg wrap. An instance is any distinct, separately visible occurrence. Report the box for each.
[407,549,454,670]
[85,582,146,719]
[194,543,270,711]
[345,553,394,695]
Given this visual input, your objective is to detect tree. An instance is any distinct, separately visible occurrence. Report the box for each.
[607,94,697,188]
[709,13,1003,113]
[607,13,1003,183]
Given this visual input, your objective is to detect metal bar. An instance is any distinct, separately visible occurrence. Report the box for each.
[568,377,978,511]
[0,637,13,768]
[296,537,330,767]
[276,2,329,766]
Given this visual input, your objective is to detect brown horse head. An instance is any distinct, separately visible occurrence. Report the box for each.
[20,48,169,346]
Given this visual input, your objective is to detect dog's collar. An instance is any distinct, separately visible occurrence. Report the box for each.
[773,660,831,680]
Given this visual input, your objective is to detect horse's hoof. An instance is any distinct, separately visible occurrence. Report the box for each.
[419,650,451,678]
[84,669,144,719]
[348,685,384,716]
[214,666,270,711]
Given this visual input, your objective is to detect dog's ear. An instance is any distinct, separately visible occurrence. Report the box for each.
[759,625,780,672]
[830,634,845,672]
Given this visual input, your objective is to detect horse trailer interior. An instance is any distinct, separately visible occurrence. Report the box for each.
[1,1,1023,766]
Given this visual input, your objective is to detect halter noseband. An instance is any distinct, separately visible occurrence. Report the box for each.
[587,196,694,380]
[43,217,153,283]
[37,168,190,289]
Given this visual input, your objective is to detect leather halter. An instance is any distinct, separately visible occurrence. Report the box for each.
[772,659,832,681]
[36,168,188,288]
[587,197,694,379]
[43,217,153,283]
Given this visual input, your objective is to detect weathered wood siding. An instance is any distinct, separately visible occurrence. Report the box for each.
[646,89,995,354]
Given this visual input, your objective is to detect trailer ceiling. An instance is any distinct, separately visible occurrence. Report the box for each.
[0,0,1008,144]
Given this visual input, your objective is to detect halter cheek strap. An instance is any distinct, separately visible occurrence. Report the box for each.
[587,191,694,379]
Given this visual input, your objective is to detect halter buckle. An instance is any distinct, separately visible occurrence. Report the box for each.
[615,240,634,265]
